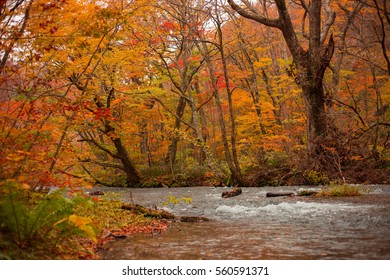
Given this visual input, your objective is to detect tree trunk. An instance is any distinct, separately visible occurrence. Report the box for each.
[197,39,244,185]
[187,87,207,164]
[216,14,242,177]
[302,82,327,156]
[139,120,152,167]
[195,81,208,164]
[112,138,141,187]
[303,33,334,157]
[166,96,186,164]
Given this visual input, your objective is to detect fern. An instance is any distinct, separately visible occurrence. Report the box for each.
[1,182,75,246]
[1,185,29,245]
[26,190,74,241]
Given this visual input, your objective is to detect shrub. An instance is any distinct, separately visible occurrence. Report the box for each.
[304,170,330,185]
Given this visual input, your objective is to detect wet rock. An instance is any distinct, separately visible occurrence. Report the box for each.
[266,191,295,197]
[179,216,210,223]
[297,190,318,196]
[222,187,242,198]
[89,190,105,196]
[213,182,225,188]
[102,232,127,239]
[121,203,176,219]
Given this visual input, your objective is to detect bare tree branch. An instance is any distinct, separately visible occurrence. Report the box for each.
[227,0,281,28]
[79,158,125,170]
[81,165,120,187]
[151,96,196,131]
[320,0,336,45]
[78,134,118,159]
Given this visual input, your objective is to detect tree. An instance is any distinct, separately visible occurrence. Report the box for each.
[146,0,205,166]
[212,0,243,180]
[192,4,245,185]
[63,2,150,187]
[228,0,336,159]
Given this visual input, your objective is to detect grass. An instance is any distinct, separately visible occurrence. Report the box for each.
[317,184,368,197]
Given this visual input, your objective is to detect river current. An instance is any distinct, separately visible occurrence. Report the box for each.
[101,185,390,259]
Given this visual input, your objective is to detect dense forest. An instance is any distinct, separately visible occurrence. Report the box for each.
[1,0,389,188]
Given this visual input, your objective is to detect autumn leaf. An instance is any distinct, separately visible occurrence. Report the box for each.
[55,214,98,243]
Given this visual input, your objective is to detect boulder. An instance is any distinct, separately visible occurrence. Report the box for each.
[222,187,242,198]
[89,190,105,196]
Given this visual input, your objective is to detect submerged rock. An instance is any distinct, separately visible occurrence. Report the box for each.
[179,216,210,223]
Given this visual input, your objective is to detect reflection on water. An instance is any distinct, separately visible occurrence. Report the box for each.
[102,186,390,259]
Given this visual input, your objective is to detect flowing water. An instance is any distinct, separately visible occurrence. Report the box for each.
[102,185,390,260]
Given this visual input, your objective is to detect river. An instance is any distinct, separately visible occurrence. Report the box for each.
[101,185,390,259]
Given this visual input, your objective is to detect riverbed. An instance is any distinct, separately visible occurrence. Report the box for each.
[101,185,390,259]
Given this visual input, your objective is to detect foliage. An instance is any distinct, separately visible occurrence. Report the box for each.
[139,157,218,188]
[1,181,69,245]
[304,170,330,186]
[76,194,150,230]
[0,0,389,189]
[162,195,192,207]
[54,214,97,243]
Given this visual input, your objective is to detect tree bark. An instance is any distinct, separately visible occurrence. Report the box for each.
[139,120,152,167]
[166,96,186,164]
[215,7,242,177]
[302,82,327,156]
[112,137,141,186]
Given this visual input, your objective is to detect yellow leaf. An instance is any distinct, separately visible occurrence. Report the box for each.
[68,214,92,226]
[21,183,31,190]
[55,215,98,243]
[78,224,97,243]
[53,217,69,227]
[6,155,25,162]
